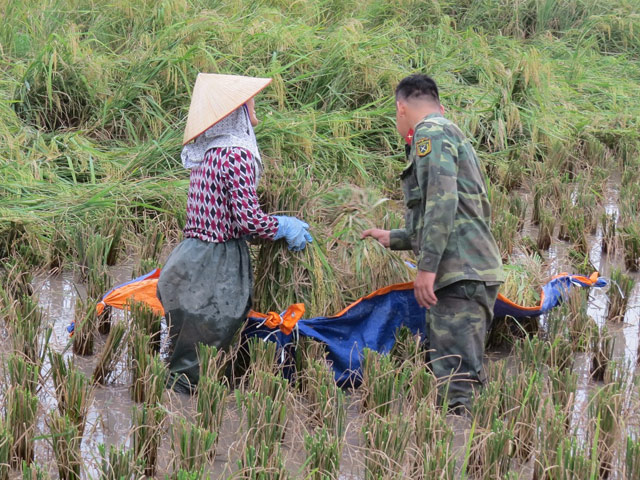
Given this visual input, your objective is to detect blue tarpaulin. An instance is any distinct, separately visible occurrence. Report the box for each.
[87,270,607,384]
[245,273,607,384]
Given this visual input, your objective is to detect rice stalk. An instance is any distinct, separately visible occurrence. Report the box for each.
[362,413,411,480]
[97,443,138,480]
[198,343,227,383]
[0,258,33,299]
[588,383,624,478]
[472,364,506,430]
[7,353,40,395]
[533,401,573,480]
[143,353,167,406]
[467,418,514,480]
[92,321,128,385]
[20,461,51,480]
[127,299,162,352]
[236,441,288,480]
[128,328,167,404]
[298,356,345,437]
[9,294,46,365]
[404,364,437,408]
[625,434,640,480]
[6,385,38,467]
[0,420,11,480]
[389,326,427,367]
[47,412,82,480]
[537,211,555,251]
[235,387,287,449]
[601,212,617,254]
[196,375,228,453]
[566,291,595,351]
[505,368,543,460]
[360,348,410,417]
[131,223,165,278]
[590,325,614,382]
[129,330,152,403]
[607,268,635,322]
[509,194,527,232]
[132,402,166,478]
[303,427,342,480]
[412,399,454,479]
[620,222,640,271]
[48,351,92,435]
[246,337,279,378]
[72,298,96,356]
[170,419,217,478]
[548,367,577,424]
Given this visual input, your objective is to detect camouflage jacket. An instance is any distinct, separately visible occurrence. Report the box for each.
[389,113,503,291]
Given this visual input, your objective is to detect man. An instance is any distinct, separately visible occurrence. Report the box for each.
[362,74,503,412]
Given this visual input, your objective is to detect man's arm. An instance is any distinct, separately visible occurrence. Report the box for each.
[389,229,412,250]
[361,227,414,250]
[413,130,459,307]
[415,130,459,271]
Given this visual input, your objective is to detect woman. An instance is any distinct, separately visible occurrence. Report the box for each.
[157,73,312,392]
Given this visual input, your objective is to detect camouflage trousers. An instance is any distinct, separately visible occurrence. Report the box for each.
[425,280,499,410]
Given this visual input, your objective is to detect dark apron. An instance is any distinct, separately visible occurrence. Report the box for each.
[156,237,252,391]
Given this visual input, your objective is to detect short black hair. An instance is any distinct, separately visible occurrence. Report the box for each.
[395,74,440,104]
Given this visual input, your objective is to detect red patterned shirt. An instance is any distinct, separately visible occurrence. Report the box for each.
[184,147,279,243]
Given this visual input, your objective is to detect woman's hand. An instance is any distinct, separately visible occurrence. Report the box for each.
[274,216,313,251]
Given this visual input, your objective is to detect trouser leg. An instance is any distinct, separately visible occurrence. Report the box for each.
[426,280,499,410]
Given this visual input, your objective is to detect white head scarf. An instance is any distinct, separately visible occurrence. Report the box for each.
[181,104,263,183]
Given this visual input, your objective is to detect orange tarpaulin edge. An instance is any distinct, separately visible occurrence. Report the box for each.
[331,272,602,318]
[495,271,601,313]
[96,270,305,335]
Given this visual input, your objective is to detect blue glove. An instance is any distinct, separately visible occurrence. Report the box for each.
[273,216,313,251]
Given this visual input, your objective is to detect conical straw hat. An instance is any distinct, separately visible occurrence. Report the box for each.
[183,73,272,145]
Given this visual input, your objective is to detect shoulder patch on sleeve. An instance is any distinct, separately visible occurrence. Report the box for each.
[416,137,432,157]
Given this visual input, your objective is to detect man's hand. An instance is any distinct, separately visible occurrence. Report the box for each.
[361,229,391,248]
[414,270,437,308]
